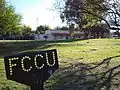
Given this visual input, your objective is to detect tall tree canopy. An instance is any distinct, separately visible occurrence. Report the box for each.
[0,0,22,37]
[54,26,69,30]
[36,25,51,34]
[55,0,120,30]
[21,25,32,36]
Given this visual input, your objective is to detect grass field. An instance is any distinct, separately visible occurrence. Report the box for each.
[0,39,120,90]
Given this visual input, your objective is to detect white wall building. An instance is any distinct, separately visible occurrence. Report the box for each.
[34,30,85,41]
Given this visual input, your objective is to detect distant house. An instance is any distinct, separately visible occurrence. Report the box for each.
[34,30,85,41]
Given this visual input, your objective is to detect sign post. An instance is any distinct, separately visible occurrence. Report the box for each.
[4,49,59,90]
[30,83,44,90]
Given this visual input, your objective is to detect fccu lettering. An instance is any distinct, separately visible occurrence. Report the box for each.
[4,49,59,87]
[8,51,56,75]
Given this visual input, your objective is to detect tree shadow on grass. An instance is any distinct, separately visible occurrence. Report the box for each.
[45,55,120,90]
[0,40,85,58]
[0,41,54,57]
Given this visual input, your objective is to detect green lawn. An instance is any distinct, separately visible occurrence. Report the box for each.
[0,39,120,90]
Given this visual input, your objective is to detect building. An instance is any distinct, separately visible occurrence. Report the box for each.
[34,30,85,41]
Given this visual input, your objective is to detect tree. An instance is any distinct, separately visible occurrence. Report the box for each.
[54,1,120,89]
[19,25,32,40]
[0,0,22,38]
[54,26,69,30]
[54,0,107,38]
[55,0,120,31]
[60,26,69,30]
[54,26,61,30]
[36,25,51,34]
[21,25,32,36]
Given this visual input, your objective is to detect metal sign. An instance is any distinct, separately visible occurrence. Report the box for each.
[4,49,59,87]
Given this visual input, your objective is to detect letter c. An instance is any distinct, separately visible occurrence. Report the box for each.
[34,54,44,69]
[21,56,32,72]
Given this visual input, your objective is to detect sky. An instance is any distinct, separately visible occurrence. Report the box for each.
[7,0,66,30]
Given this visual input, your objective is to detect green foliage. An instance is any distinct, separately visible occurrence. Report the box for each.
[36,25,51,34]
[83,0,120,30]
[0,39,120,89]
[59,0,120,30]
[0,0,22,37]
[54,26,69,30]
[55,0,120,38]
[20,25,32,36]
[60,0,106,29]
